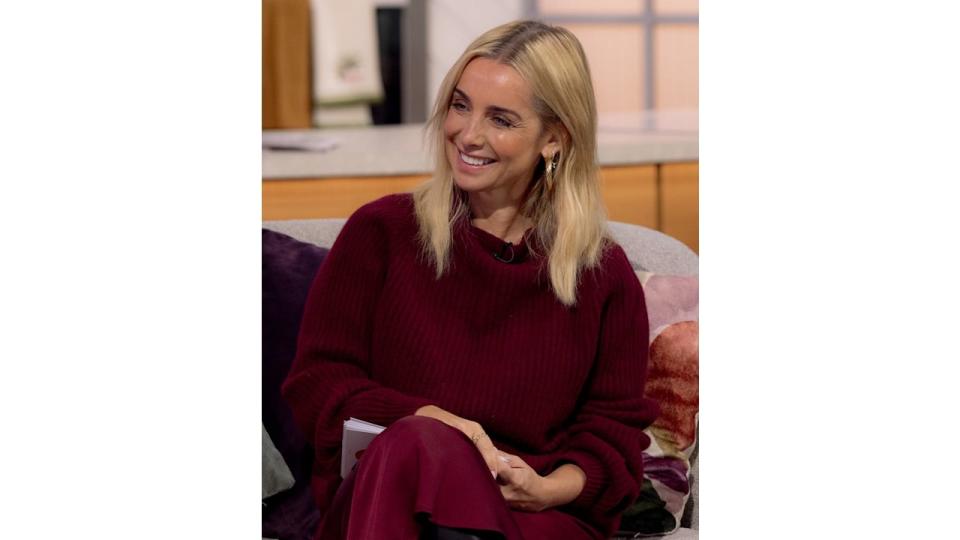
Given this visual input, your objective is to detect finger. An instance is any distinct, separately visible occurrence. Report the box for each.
[473,435,500,477]
[471,444,497,479]
[482,448,500,479]
[496,460,517,485]
[497,452,527,469]
[474,432,496,453]
[452,419,500,479]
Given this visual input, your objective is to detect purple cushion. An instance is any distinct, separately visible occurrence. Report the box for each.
[262,229,328,539]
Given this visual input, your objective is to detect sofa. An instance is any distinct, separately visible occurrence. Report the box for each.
[262,218,698,540]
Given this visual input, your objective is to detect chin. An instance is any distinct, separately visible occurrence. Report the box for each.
[451,174,487,194]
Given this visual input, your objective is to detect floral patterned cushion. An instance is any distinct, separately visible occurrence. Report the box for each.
[617,272,699,537]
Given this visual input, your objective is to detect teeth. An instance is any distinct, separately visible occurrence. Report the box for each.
[460,152,493,166]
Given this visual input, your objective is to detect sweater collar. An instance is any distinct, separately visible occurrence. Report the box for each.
[464,221,536,265]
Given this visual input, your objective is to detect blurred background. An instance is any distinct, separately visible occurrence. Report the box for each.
[263,0,698,252]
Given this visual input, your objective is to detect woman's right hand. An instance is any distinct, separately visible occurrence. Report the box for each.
[414,404,501,480]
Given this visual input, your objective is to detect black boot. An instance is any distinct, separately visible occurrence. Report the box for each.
[419,522,500,540]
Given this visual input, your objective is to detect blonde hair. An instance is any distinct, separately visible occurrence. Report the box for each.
[413,20,609,306]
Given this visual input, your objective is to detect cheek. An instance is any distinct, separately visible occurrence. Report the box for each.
[443,113,459,138]
[488,132,517,156]
[491,133,533,162]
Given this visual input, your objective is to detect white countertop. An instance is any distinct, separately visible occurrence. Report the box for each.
[262,110,698,179]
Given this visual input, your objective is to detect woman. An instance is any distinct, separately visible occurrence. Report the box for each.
[282,20,658,540]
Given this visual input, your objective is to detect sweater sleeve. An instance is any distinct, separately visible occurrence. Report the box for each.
[281,201,433,459]
[551,248,660,535]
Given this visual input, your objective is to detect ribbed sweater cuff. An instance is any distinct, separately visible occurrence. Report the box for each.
[557,449,607,510]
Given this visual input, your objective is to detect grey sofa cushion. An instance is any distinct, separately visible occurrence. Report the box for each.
[263,219,347,253]
[607,222,698,276]
[262,424,295,499]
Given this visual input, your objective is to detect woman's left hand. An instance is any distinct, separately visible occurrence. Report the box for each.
[495,452,553,512]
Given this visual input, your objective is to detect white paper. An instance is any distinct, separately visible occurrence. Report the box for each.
[340,418,385,478]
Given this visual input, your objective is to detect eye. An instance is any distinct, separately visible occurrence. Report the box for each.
[492,116,513,128]
[450,100,468,112]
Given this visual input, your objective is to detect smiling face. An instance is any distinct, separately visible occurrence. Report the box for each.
[443,57,559,203]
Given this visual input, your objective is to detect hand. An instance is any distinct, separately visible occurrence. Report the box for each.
[414,404,502,480]
[495,452,552,512]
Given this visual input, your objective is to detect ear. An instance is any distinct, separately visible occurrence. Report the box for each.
[540,122,569,161]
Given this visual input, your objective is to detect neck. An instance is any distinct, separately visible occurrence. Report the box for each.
[468,197,529,244]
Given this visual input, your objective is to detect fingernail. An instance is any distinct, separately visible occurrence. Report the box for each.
[498,455,511,463]
[491,470,497,478]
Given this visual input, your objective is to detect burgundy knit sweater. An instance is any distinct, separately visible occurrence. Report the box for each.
[282,194,658,536]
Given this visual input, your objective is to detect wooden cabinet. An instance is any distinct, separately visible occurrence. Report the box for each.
[262,174,429,220]
[660,163,699,253]
[598,162,699,253]
[262,0,312,129]
[599,165,658,229]
[262,162,698,253]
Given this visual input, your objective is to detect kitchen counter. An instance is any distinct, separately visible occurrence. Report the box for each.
[262,110,698,179]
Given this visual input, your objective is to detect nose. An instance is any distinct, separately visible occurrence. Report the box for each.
[459,114,484,149]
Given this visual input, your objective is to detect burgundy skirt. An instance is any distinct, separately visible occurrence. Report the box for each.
[315,416,602,540]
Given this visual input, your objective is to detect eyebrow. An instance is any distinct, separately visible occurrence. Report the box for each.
[453,88,522,120]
